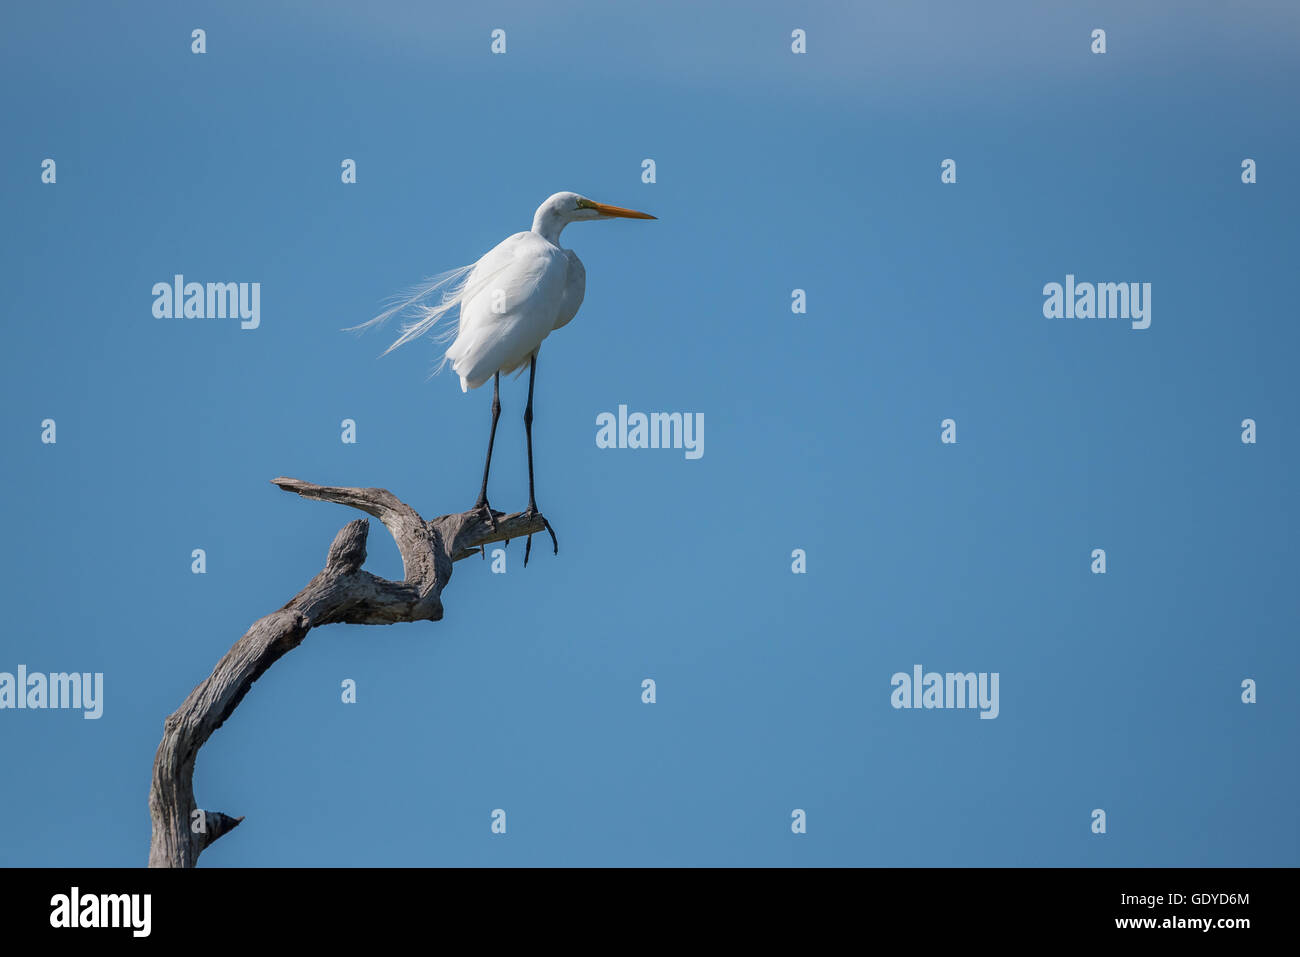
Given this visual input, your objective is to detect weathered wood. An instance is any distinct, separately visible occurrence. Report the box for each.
[147,477,550,868]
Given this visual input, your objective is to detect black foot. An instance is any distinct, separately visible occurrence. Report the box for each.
[522,506,558,568]
[472,499,498,532]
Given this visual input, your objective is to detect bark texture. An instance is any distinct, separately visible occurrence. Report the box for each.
[147,477,549,868]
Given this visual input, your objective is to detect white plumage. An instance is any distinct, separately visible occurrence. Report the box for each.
[350,191,647,389]
[445,231,579,390]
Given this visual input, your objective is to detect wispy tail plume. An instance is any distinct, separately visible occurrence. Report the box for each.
[345,262,478,357]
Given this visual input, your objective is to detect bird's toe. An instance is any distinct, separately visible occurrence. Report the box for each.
[472,500,498,531]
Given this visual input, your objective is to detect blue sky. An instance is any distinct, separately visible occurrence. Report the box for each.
[1,0,1297,866]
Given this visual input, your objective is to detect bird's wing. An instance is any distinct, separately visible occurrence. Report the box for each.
[551,249,586,331]
[446,232,569,390]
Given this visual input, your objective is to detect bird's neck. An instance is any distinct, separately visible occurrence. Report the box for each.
[531,209,568,245]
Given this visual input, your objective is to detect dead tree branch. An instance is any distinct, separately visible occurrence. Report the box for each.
[147,477,549,868]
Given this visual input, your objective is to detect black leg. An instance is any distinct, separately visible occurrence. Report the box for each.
[524,355,537,511]
[522,354,558,566]
[474,372,501,526]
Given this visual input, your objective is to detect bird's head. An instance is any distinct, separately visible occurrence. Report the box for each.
[532,191,656,241]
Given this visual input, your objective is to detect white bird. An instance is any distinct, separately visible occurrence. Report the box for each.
[350,191,656,563]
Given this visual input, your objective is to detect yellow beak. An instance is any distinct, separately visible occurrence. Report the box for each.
[590,202,657,220]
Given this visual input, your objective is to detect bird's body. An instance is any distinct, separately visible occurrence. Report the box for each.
[445,230,585,390]
[350,190,654,563]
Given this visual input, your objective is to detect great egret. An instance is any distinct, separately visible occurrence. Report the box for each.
[350,191,656,564]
